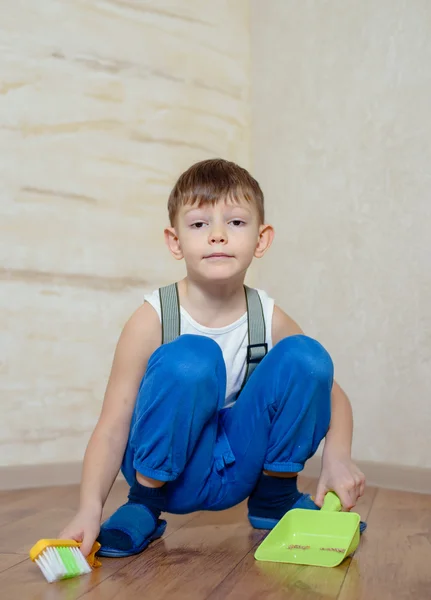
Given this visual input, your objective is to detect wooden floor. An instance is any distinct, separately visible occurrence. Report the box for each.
[1,476,431,599]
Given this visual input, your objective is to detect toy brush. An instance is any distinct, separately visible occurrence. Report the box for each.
[29,539,102,583]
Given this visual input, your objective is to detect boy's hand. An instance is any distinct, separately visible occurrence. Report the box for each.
[59,510,101,557]
[315,456,365,511]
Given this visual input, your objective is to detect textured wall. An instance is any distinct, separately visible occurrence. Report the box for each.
[251,1,431,468]
[1,0,250,467]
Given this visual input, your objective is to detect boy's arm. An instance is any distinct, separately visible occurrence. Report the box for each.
[60,302,161,555]
[272,305,365,509]
[322,380,353,459]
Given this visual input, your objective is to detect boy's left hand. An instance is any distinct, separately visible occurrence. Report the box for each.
[315,456,365,511]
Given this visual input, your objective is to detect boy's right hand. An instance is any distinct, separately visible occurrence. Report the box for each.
[59,510,101,557]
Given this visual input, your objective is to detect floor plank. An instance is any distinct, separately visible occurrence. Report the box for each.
[0,479,430,599]
[0,486,77,529]
[79,502,262,600]
[338,488,431,600]
[206,485,377,600]
[0,480,200,599]
[0,514,200,600]
[0,554,28,574]
[76,477,316,600]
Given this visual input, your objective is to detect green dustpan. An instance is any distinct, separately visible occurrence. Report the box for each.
[254,492,360,568]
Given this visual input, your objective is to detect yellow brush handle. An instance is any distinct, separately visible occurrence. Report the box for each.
[85,542,102,568]
[29,539,102,568]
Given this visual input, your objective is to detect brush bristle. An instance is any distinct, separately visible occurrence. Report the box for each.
[35,545,92,583]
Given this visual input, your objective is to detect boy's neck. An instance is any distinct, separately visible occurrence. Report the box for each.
[177,276,247,328]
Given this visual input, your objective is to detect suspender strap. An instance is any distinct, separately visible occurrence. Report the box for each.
[241,285,268,387]
[159,283,180,344]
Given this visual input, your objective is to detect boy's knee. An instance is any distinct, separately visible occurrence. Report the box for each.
[272,335,334,385]
[163,335,223,384]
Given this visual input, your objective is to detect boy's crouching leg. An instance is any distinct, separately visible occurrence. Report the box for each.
[130,334,226,483]
[271,334,334,394]
[262,334,333,473]
[245,335,334,529]
[267,335,334,448]
[97,335,226,557]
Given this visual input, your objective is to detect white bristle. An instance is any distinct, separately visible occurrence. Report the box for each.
[35,557,53,583]
[71,547,92,574]
[35,545,92,583]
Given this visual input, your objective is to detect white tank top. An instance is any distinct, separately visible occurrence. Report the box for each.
[143,288,275,407]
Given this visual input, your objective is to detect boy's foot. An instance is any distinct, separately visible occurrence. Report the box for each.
[246,473,367,534]
[248,491,319,529]
[97,480,167,557]
[97,502,167,557]
[247,473,311,524]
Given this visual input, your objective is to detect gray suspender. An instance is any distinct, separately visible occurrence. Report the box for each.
[159,283,180,344]
[242,285,268,386]
[158,283,268,387]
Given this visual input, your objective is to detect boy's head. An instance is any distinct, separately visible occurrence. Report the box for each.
[167,158,265,226]
[165,159,273,283]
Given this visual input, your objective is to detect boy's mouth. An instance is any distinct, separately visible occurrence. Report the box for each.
[204,253,233,259]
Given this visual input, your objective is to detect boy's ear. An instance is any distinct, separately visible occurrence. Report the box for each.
[254,224,275,258]
[164,227,184,260]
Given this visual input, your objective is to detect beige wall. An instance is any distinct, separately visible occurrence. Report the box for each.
[0,0,250,467]
[2,0,430,476]
[251,1,431,468]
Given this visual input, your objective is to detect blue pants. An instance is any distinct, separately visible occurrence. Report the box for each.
[121,334,333,514]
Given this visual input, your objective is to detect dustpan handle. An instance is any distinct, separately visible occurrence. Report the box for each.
[321,491,342,512]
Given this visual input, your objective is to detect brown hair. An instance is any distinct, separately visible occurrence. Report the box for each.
[168,158,265,225]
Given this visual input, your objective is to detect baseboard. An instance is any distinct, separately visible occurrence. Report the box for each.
[301,456,431,495]
[0,462,82,491]
[0,462,125,491]
[1,459,430,494]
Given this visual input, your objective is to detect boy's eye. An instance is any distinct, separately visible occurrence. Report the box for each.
[230,219,245,227]
[191,221,207,228]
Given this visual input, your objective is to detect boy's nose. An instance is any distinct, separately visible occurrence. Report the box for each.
[210,232,226,243]
[209,227,227,244]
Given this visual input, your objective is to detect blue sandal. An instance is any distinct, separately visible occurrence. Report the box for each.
[97,503,167,558]
[248,493,367,534]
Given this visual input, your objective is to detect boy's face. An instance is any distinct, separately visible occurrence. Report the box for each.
[164,195,274,283]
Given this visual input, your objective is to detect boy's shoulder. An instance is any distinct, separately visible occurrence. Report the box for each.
[124,300,161,342]
[271,304,304,345]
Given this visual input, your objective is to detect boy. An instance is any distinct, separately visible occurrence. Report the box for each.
[60,159,366,557]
